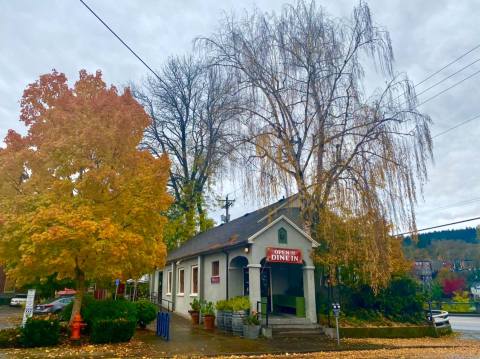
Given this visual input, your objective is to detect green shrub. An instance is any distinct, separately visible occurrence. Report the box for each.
[21,317,60,347]
[244,314,260,325]
[339,326,440,338]
[190,298,201,311]
[134,300,157,328]
[215,299,227,311]
[380,276,424,323]
[83,299,137,326]
[201,301,215,316]
[60,295,95,322]
[90,318,136,344]
[0,328,21,348]
[61,296,137,331]
[230,296,250,311]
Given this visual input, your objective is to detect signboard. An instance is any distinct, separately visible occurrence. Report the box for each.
[266,247,302,264]
[22,289,36,327]
[211,276,220,284]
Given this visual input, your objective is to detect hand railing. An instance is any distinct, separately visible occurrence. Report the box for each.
[256,300,269,327]
[160,298,174,312]
[149,292,174,312]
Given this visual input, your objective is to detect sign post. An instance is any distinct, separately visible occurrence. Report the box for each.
[114,279,120,300]
[22,289,36,327]
[332,303,341,346]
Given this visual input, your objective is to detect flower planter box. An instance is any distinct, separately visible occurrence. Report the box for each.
[232,310,248,336]
[188,310,199,325]
[224,310,233,333]
[203,314,215,330]
[216,310,225,331]
[243,324,261,339]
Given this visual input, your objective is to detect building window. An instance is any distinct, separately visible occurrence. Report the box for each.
[166,271,172,295]
[278,227,287,244]
[177,268,185,295]
[191,265,198,295]
[212,261,220,277]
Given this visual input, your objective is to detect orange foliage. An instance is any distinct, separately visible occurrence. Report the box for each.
[0,70,171,311]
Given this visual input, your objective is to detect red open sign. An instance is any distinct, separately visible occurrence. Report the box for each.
[266,247,302,264]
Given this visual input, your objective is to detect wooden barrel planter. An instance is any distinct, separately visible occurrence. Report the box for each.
[224,310,233,333]
[232,310,248,336]
[216,310,225,331]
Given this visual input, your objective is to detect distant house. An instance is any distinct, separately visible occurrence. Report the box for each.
[414,260,433,282]
[149,196,319,323]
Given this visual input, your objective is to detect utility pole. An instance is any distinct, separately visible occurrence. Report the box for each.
[219,195,235,223]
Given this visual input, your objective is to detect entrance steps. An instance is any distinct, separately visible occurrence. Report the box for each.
[263,315,325,338]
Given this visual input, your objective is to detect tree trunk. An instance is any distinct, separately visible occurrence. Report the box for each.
[69,269,85,325]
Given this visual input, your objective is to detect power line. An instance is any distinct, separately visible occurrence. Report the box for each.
[394,216,480,237]
[415,57,480,99]
[78,0,163,83]
[418,196,480,213]
[415,68,480,107]
[432,113,480,139]
[415,43,480,88]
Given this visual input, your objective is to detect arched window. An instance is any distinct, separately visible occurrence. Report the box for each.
[278,227,287,244]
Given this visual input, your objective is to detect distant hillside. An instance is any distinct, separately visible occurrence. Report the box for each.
[404,227,478,248]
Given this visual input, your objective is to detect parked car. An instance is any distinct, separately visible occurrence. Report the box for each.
[34,296,74,315]
[9,294,27,307]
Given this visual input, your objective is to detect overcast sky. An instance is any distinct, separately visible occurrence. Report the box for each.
[1,0,480,232]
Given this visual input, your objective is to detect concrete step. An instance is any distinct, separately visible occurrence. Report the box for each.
[266,317,312,325]
[269,323,321,330]
[272,328,325,338]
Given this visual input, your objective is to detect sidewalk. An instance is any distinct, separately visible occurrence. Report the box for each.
[140,312,345,356]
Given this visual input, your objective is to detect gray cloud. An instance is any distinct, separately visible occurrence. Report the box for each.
[1,0,479,230]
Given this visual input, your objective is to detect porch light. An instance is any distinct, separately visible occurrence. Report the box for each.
[244,247,249,254]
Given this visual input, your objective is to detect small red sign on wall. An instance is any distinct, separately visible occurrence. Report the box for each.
[266,247,302,264]
[211,276,220,284]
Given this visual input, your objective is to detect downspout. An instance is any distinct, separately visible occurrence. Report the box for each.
[223,250,229,300]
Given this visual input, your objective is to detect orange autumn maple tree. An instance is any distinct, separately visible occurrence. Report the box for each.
[0,70,171,322]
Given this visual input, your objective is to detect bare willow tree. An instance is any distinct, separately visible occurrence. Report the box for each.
[200,1,433,287]
[133,56,239,247]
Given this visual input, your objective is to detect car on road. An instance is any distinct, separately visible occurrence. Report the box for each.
[9,294,28,307]
[33,296,74,315]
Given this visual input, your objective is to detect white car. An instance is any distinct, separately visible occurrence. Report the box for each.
[9,294,28,307]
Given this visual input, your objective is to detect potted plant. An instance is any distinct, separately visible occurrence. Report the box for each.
[215,300,227,331]
[231,296,250,336]
[201,301,216,330]
[188,298,201,325]
[243,311,261,339]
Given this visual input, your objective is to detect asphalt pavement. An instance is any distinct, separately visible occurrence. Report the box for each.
[0,306,23,329]
[449,315,480,339]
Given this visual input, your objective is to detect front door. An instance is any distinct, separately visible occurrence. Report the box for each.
[157,271,163,304]
[260,267,272,312]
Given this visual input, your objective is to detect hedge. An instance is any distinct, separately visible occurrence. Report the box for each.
[0,328,21,348]
[338,325,452,338]
[135,300,157,328]
[61,296,137,329]
[90,318,136,344]
[21,317,60,347]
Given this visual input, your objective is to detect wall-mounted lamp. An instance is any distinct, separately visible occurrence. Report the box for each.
[244,247,249,254]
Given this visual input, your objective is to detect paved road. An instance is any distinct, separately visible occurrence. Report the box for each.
[449,315,480,339]
[0,306,22,329]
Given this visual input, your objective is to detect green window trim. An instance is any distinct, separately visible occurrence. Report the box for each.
[278,227,287,244]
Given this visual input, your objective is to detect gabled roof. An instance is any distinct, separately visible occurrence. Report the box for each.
[248,214,319,247]
[166,197,304,262]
